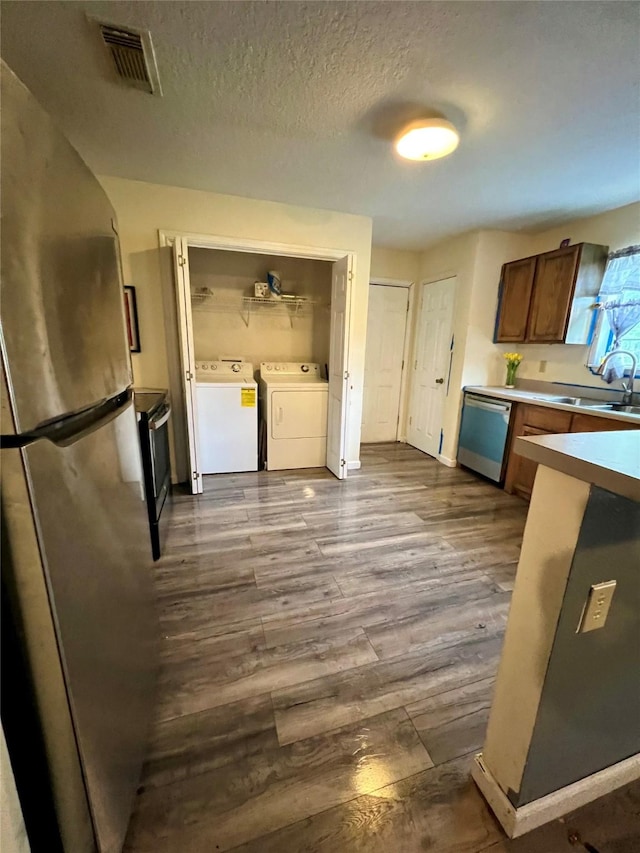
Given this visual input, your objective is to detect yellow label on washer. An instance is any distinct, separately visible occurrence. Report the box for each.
[241,388,256,407]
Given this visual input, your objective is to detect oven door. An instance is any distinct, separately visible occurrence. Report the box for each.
[148,403,171,520]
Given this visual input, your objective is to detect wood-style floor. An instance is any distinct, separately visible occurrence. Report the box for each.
[124,443,640,853]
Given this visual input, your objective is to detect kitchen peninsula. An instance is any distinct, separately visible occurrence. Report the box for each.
[472,429,640,837]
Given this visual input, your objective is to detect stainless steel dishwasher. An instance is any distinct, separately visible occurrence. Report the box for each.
[457,392,513,483]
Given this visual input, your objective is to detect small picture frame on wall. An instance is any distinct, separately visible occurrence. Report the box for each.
[124,286,141,353]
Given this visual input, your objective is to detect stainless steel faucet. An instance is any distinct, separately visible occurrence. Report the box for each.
[598,349,637,405]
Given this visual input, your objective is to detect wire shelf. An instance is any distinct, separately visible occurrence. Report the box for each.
[190,292,321,326]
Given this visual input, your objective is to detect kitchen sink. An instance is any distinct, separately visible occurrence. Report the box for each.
[579,403,640,415]
[531,395,581,404]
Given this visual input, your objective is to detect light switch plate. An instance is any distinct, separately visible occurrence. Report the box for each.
[577,580,617,633]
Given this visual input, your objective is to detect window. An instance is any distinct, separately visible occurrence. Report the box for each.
[588,245,640,377]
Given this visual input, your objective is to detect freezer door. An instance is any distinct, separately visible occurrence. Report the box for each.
[0,64,131,433]
[22,399,157,853]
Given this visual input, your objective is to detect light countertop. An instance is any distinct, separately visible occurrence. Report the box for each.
[465,386,640,425]
[516,431,640,501]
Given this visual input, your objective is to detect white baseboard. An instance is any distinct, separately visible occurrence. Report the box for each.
[471,752,640,839]
[347,460,361,471]
[437,453,457,468]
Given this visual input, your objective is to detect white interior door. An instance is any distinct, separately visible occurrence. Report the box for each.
[361,285,409,443]
[407,278,455,458]
[172,237,202,493]
[326,255,352,479]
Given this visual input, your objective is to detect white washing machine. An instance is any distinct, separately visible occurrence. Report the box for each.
[196,360,258,474]
[259,362,329,471]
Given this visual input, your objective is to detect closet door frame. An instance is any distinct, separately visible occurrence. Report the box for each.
[159,230,357,487]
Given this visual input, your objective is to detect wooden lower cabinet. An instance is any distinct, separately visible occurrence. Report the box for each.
[570,413,638,433]
[504,404,639,501]
[506,425,550,500]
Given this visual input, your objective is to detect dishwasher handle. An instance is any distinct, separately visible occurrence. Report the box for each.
[465,394,512,415]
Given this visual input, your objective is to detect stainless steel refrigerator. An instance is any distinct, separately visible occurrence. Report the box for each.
[0,63,157,852]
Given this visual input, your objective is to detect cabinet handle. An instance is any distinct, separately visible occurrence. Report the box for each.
[435,377,444,384]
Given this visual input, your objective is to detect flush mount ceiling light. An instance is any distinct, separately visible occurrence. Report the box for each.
[395,118,459,161]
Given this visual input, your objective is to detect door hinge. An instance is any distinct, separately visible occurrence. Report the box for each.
[344,370,349,380]
[341,458,346,467]
[348,270,354,282]
[401,359,404,370]
[186,370,194,381]
[178,254,186,267]
[409,416,413,425]
[414,360,418,370]
[193,471,199,480]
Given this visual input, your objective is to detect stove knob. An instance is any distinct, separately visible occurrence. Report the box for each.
[211,363,217,370]
[202,364,208,370]
[301,364,309,373]
[232,363,240,372]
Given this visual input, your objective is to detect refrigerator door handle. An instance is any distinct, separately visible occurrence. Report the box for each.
[0,390,131,449]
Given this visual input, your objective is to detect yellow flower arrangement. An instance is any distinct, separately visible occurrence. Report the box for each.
[502,352,523,366]
[503,352,523,386]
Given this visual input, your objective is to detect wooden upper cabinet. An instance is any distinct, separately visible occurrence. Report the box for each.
[494,243,608,345]
[527,245,580,342]
[494,257,536,342]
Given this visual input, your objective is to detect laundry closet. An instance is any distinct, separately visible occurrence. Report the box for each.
[187,246,333,478]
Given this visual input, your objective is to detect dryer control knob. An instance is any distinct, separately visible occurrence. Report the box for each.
[211,364,217,370]
[301,364,309,373]
[232,363,240,372]
[202,364,208,370]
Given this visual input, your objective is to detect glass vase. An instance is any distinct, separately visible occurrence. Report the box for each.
[505,364,518,388]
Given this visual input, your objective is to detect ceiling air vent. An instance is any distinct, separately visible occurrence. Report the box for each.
[98,22,162,95]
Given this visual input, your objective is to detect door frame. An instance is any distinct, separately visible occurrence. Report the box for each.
[406,276,456,466]
[367,277,415,442]
[159,229,356,490]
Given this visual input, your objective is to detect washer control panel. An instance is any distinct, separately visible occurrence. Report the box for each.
[196,360,255,379]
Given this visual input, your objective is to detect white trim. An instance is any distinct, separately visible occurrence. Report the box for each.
[437,453,457,468]
[471,752,640,839]
[369,276,414,288]
[347,460,361,470]
[398,282,416,441]
[159,229,347,262]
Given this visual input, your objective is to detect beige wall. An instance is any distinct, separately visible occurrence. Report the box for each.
[1,726,30,853]
[507,202,640,386]
[370,246,421,283]
[416,203,639,462]
[99,176,372,479]
[189,249,331,370]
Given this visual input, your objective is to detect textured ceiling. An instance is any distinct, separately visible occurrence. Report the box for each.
[1,1,639,249]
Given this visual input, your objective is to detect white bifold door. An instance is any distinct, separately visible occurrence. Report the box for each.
[171,236,202,493]
[407,277,456,458]
[361,285,409,443]
[326,255,352,479]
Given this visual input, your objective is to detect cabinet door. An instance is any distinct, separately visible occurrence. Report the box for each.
[570,413,639,433]
[507,425,550,501]
[527,245,581,342]
[495,257,537,342]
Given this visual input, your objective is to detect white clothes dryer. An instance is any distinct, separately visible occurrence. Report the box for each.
[259,363,328,471]
[196,360,258,474]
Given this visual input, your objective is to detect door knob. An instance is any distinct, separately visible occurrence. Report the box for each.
[435,377,444,384]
